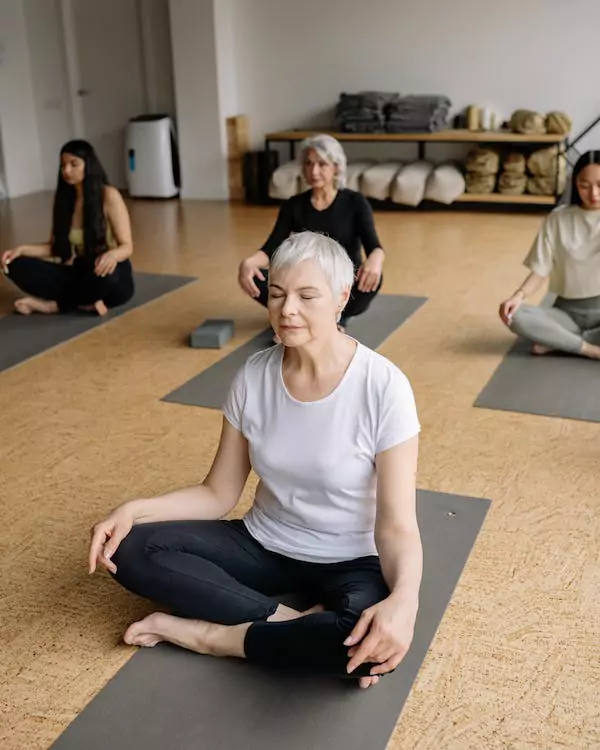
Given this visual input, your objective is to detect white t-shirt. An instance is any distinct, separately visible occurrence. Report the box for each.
[524,205,600,298]
[223,342,421,563]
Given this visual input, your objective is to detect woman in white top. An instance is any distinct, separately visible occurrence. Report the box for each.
[499,151,600,359]
[89,231,422,689]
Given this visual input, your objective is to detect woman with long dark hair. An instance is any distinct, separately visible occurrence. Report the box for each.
[1,140,134,315]
[499,150,600,359]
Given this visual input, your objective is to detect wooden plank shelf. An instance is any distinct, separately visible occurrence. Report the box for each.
[455,193,556,205]
[263,127,569,211]
[265,128,567,145]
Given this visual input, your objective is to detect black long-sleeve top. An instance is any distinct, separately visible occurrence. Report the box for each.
[261,189,382,267]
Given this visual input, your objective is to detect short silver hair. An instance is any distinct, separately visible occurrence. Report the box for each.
[270,231,355,300]
[298,134,347,189]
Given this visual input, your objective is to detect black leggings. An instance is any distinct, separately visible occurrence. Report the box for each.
[6,256,134,313]
[255,269,382,325]
[112,519,389,677]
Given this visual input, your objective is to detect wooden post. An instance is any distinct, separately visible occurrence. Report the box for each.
[226,115,250,201]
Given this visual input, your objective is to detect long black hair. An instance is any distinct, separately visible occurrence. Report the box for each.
[570,150,600,206]
[52,140,109,263]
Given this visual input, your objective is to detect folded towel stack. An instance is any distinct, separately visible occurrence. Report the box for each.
[385,95,451,133]
[335,91,399,133]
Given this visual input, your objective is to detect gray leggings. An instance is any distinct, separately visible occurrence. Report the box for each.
[510,296,600,354]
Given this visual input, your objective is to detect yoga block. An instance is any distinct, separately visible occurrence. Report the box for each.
[190,319,234,349]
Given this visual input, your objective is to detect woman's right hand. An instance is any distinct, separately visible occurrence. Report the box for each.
[88,506,134,574]
[1,247,22,273]
[499,292,523,326]
[238,256,265,298]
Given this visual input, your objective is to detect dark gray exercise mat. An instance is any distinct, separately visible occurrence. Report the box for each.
[163,294,427,409]
[50,490,490,750]
[475,336,600,423]
[0,272,196,372]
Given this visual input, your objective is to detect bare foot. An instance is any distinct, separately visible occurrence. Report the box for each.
[14,297,59,315]
[581,341,600,360]
[358,676,380,689]
[532,343,554,356]
[123,612,247,658]
[303,603,326,616]
[78,300,108,316]
[267,603,325,623]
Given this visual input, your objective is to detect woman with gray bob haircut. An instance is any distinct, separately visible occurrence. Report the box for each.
[238,133,386,334]
[90,230,422,690]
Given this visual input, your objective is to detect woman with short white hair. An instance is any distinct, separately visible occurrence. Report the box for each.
[90,231,421,690]
[238,134,386,332]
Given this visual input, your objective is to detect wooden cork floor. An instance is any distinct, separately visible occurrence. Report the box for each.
[0,194,598,749]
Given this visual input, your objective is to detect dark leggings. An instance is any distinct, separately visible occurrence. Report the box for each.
[255,269,382,326]
[6,256,134,313]
[112,519,389,677]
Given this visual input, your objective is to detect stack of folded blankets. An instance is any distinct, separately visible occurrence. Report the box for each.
[385,95,451,133]
[335,91,399,133]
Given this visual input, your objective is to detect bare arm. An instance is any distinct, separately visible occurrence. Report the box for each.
[127,418,251,523]
[104,186,133,262]
[374,435,422,604]
[511,271,547,301]
[345,435,422,675]
[14,243,52,258]
[89,418,251,572]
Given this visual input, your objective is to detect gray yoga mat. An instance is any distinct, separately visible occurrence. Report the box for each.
[50,490,490,750]
[163,294,427,409]
[475,296,600,422]
[0,272,196,372]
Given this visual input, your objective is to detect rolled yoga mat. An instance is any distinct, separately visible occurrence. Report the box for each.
[163,294,427,410]
[475,297,600,423]
[50,489,490,750]
[0,272,196,372]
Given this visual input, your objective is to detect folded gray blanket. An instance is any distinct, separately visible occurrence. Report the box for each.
[341,121,386,134]
[337,91,400,111]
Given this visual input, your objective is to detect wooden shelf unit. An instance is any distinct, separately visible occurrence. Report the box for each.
[264,128,569,209]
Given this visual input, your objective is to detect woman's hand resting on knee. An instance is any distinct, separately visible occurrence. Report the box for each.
[344,594,418,677]
[88,507,133,574]
[1,247,22,273]
[238,251,270,298]
[499,291,524,326]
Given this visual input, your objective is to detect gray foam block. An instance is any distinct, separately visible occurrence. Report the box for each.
[50,490,490,750]
[190,319,235,348]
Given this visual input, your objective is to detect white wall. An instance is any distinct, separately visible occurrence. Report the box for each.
[228,0,600,152]
[214,0,239,156]
[23,0,73,190]
[169,0,228,199]
[140,0,176,116]
[0,0,44,197]
[0,0,176,198]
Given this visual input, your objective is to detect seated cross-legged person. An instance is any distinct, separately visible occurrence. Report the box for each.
[89,231,422,689]
[1,140,134,316]
[499,150,600,359]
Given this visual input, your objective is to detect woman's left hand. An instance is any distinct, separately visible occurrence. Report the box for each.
[356,251,384,293]
[344,594,418,676]
[95,250,119,277]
